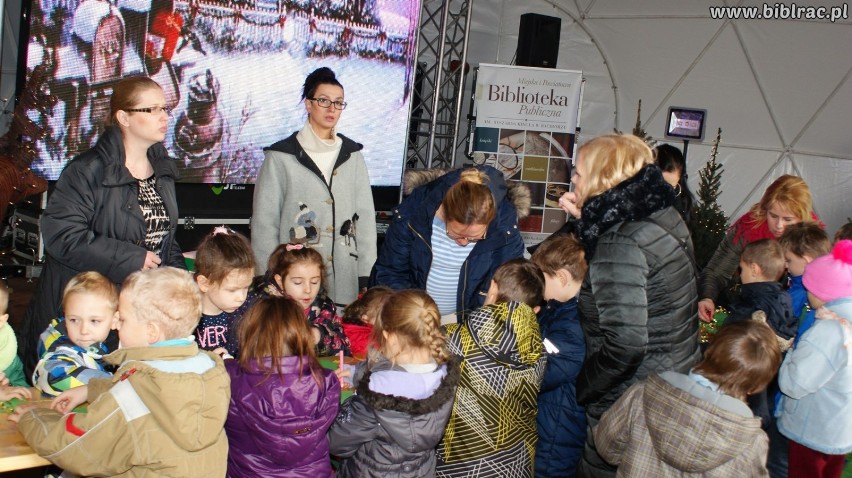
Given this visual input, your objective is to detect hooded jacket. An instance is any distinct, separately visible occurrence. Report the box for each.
[251,131,377,305]
[17,341,230,477]
[777,298,852,455]
[436,301,545,478]
[32,316,113,396]
[535,297,586,478]
[574,165,701,419]
[369,166,528,319]
[328,355,461,478]
[595,372,769,477]
[225,356,340,478]
[20,126,184,378]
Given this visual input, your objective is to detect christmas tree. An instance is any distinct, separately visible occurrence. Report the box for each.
[615,99,656,146]
[0,62,54,222]
[690,127,727,270]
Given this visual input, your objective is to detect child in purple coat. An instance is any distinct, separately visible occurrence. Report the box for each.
[225,296,341,477]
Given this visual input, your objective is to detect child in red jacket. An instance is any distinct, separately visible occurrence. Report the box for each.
[341,286,392,357]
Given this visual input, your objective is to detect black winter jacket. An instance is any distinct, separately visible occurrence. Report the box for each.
[20,127,184,378]
[574,165,701,419]
[726,281,796,339]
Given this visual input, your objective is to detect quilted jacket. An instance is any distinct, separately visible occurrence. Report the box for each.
[574,165,701,419]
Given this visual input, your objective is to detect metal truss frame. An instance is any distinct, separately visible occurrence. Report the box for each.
[405,0,474,170]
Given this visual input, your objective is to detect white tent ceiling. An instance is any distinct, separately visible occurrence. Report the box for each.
[461,0,851,234]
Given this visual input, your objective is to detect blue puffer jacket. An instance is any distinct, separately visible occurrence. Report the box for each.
[369,166,525,319]
[535,298,586,478]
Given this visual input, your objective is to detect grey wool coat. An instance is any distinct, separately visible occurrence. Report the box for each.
[251,131,377,305]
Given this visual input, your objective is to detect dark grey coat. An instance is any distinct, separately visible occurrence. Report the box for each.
[573,165,701,419]
[328,356,461,478]
[19,126,184,378]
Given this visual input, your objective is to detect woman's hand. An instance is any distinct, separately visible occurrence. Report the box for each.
[698,299,716,322]
[558,192,582,219]
[142,251,161,270]
[51,385,89,414]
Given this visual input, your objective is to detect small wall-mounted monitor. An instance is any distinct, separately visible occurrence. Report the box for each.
[664,107,707,141]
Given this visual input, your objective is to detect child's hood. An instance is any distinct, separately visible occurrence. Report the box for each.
[642,373,764,472]
[105,343,230,451]
[466,302,542,368]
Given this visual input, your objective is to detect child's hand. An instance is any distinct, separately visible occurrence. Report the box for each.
[334,366,352,388]
[212,347,233,360]
[0,385,32,402]
[51,386,88,414]
[8,403,38,423]
[312,327,321,345]
[0,371,9,386]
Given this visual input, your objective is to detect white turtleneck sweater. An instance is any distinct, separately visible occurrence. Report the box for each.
[296,123,343,185]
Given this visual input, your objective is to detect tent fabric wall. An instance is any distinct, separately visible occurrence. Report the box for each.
[462,0,851,234]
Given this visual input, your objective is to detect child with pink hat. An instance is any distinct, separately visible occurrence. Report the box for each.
[776,240,852,478]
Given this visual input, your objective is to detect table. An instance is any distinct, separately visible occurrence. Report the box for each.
[0,395,52,472]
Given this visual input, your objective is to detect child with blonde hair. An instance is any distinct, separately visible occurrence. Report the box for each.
[225,296,340,477]
[193,226,257,359]
[777,240,852,478]
[328,289,461,477]
[262,243,350,356]
[12,267,230,477]
[33,271,119,395]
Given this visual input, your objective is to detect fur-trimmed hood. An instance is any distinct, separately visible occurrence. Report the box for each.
[577,164,674,257]
[356,355,461,416]
[404,168,531,220]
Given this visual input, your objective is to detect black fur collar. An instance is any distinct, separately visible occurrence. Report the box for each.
[356,356,461,415]
[577,164,674,257]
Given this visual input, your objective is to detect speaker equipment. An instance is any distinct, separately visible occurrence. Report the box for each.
[516,13,561,68]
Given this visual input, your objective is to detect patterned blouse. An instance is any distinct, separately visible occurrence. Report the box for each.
[137,176,170,254]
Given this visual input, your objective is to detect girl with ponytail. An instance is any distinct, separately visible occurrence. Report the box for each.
[328,289,461,477]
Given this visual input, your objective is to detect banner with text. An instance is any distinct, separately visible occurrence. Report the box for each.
[472,64,582,247]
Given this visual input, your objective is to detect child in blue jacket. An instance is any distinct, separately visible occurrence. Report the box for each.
[531,234,587,477]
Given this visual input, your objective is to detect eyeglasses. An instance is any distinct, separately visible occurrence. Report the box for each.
[126,106,173,116]
[307,97,348,110]
[446,228,487,244]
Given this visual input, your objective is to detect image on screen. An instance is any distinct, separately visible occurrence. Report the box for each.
[24,0,420,185]
[665,107,706,141]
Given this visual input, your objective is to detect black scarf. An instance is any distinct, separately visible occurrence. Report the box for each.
[576,164,675,258]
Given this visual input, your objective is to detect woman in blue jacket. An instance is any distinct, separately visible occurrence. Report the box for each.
[369,166,526,322]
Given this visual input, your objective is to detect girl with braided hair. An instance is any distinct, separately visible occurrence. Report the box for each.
[328,289,461,477]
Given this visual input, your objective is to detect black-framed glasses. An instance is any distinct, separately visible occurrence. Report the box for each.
[446,228,487,244]
[126,106,173,116]
[307,97,348,110]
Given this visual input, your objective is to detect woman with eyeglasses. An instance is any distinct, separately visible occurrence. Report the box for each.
[252,67,377,307]
[20,76,185,378]
[369,166,526,324]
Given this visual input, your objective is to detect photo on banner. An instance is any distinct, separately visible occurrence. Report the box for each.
[471,64,583,247]
[22,0,421,186]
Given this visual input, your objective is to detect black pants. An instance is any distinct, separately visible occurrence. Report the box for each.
[575,415,618,478]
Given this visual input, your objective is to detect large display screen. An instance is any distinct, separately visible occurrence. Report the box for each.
[23,0,420,185]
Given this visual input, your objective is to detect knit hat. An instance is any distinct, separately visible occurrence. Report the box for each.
[803,239,852,303]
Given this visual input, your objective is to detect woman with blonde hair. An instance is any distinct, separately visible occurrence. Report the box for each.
[370,166,525,322]
[20,76,185,379]
[557,134,701,478]
[698,174,822,321]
